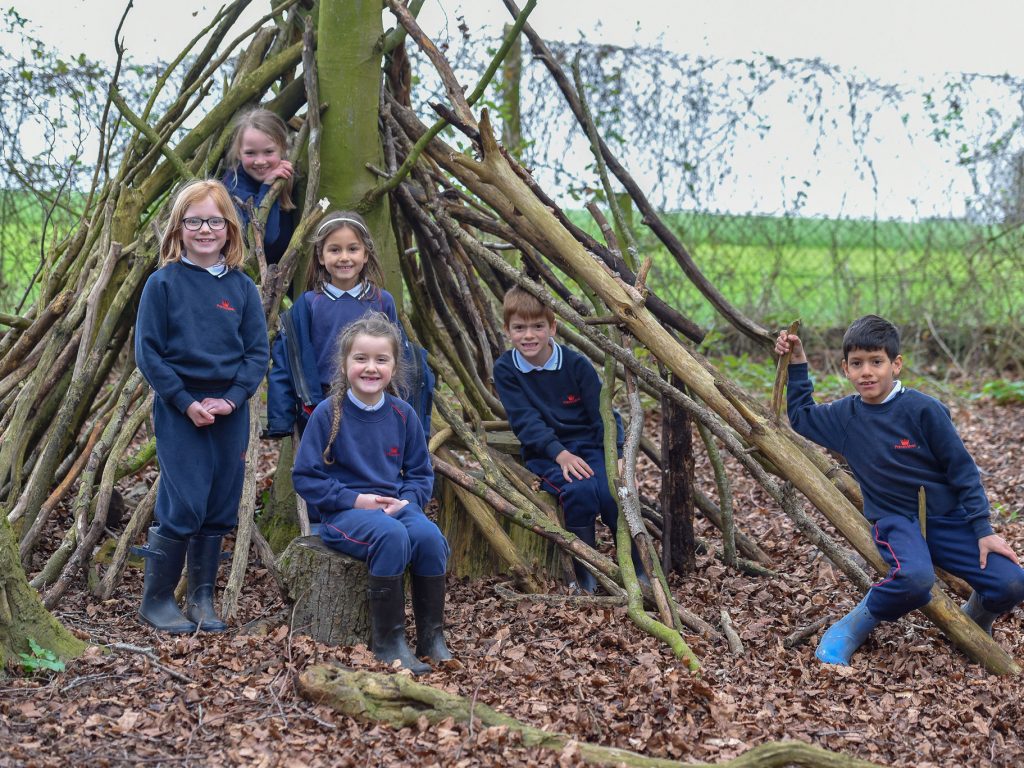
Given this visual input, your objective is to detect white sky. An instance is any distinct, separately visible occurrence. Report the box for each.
[8,0,1024,79]
[6,1,1024,218]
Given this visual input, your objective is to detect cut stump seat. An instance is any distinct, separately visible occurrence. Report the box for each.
[276,536,370,647]
[437,430,568,582]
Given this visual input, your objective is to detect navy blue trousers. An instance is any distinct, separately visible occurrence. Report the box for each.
[320,503,448,578]
[152,392,249,540]
[527,446,618,530]
[867,514,1024,621]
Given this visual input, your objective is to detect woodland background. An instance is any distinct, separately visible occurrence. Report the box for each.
[1,1,1024,766]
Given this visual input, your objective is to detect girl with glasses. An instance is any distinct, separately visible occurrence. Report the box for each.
[134,179,269,635]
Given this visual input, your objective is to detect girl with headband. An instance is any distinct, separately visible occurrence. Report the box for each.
[265,211,435,533]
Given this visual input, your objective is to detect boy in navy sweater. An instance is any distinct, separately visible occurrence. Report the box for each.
[493,287,646,593]
[777,314,1024,665]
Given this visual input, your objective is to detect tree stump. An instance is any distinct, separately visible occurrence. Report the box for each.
[435,477,560,582]
[276,536,370,647]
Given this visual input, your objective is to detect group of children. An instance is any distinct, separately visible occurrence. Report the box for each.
[134,106,1024,672]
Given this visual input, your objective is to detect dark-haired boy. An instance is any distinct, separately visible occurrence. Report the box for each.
[777,314,1024,665]
[493,287,646,592]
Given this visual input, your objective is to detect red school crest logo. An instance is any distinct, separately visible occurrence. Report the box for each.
[216,299,236,311]
[562,393,581,406]
[893,438,918,450]
[386,446,400,457]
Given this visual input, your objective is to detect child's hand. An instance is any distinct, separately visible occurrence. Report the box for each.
[978,534,1020,568]
[200,397,235,416]
[265,160,294,181]
[376,497,410,515]
[775,330,807,364]
[556,450,594,482]
[186,401,215,427]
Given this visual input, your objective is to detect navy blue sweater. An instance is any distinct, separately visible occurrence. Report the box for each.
[308,289,398,390]
[493,346,624,463]
[293,393,434,513]
[222,167,295,265]
[786,363,993,538]
[135,261,269,413]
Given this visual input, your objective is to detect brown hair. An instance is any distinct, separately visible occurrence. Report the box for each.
[226,108,295,211]
[159,180,244,268]
[321,312,408,465]
[305,210,386,299]
[502,286,556,327]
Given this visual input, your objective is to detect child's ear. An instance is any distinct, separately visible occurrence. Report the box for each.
[892,354,903,375]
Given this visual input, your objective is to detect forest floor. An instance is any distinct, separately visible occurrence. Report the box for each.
[3,398,1024,768]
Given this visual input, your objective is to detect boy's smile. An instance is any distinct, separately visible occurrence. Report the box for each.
[506,314,556,367]
[842,347,903,405]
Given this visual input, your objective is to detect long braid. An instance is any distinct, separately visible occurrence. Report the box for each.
[321,378,348,465]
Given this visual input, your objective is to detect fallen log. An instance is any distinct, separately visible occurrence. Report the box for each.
[298,665,888,767]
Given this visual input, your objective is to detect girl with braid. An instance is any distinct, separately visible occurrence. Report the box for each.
[292,313,449,674]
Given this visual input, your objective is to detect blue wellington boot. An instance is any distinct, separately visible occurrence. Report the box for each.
[815,595,881,665]
[962,591,999,636]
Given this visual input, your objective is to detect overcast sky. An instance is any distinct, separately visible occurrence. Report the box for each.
[6,1,1022,218]
[7,0,1024,81]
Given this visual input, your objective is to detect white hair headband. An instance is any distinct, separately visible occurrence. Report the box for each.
[316,217,368,239]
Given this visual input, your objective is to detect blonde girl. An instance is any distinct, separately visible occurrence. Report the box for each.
[134,179,269,634]
[222,108,295,264]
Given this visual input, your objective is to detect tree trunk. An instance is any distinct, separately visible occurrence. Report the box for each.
[317,0,401,295]
[661,374,696,574]
[0,515,86,668]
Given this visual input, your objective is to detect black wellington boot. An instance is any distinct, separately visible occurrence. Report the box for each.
[567,524,598,594]
[367,575,430,674]
[138,528,197,634]
[411,574,453,662]
[185,534,228,633]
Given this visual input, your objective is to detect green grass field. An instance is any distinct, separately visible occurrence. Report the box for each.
[567,209,1024,334]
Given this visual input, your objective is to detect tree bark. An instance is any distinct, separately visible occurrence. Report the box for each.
[0,514,87,668]
[318,0,400,295]
[660,373,696,574]
[277,536,370,648]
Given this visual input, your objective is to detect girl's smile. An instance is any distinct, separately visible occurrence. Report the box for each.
[181,195,227,267]
[239,128,283,183]
[345,334,395,406]
[319,226,368,291]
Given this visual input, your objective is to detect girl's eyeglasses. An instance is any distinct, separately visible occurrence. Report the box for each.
[182,217,227,231]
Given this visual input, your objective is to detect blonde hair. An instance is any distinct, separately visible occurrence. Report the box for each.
[321,312,408,465]
[159,180,244,268]
[305,210,386,299]
[226,108,295,211]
